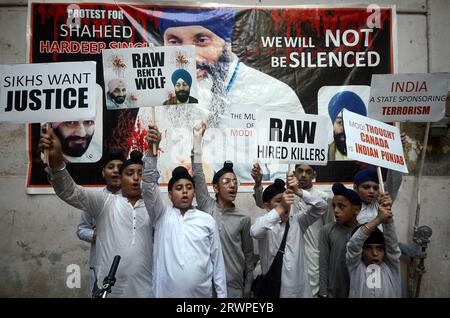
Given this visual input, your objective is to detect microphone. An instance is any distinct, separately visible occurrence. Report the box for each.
[107,255,121,279]
[98,255,121,298]
[104,255,121,286]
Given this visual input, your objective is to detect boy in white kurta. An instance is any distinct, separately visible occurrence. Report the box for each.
[76,148,125,297]
[252,163,333,297]
[191,122,255,298]
[39,129,153,298]
[142,124,227,298]
[251,174,327,297]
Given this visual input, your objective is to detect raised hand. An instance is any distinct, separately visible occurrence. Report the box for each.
[275,189,295,222]
[378,192,393,224]
[38,124,64,168]
[193,121,206,141]
[251,162,262,186]
[146,123,161,157]
[378,192,393,209]
[286,171,301,197]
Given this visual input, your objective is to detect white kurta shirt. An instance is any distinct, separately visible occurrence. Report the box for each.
[142,156,227,298]
[48,166,153,298]
[76,187,120,271]
[293,186,332,296]
[250,191,327,298]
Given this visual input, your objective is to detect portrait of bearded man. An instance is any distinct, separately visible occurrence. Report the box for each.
[327,91,367,161]
[136,8,305,183]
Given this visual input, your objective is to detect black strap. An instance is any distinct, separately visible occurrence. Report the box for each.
[252,220,290,298]
[278,220,290,255]
[267,220,290,273]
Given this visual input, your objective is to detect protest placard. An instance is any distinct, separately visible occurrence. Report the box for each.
[255,110,329,165]
[368,73,448,122]
[0,61,96,123]
[102,45,197,109]
[343,109,408,173]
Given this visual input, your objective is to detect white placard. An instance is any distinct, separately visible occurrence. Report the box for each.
[255,110,329,165]
[0,61,96,123]
[102,45,197,109]
[368,73,448,122]
[343,109,408,173]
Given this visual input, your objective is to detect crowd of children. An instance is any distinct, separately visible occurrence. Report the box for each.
[38,122,403,298]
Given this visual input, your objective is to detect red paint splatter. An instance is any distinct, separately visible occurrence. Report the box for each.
[109,111,149,155]
[176,51,189,68]
[127,117,149,154]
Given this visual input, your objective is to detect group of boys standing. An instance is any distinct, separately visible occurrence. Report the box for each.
[39,122,402,298]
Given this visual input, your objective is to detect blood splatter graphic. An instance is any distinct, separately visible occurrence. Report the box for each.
[127,117,149,154]
[175,51,189,68]
[111,54,126,78]
[109,111,147,155]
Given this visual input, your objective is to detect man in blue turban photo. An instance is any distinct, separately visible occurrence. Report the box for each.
[328,91,367,161]
[163,69,198,105]
[137,8,305,183]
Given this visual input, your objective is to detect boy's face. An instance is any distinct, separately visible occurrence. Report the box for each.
[354,181,380,204]
[213,172,238,202]
[102,159,123,192]
[263,193,283,211]
[120,164,142,199]
[362,244,385,266]
[294,164,315,189]
[332,195,360,227]
[169,179,195,211]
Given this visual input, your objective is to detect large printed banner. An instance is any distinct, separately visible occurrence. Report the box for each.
[26,1,397,193]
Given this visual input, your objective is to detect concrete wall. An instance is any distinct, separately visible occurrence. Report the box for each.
[1,0,449,297]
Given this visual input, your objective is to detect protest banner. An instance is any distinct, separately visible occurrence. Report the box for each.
[102,45,197,109]
[0,61,96,123]
[368,73,448,122]
[343,109,408,173]
[26,1,397,192]
[255,110,329,166]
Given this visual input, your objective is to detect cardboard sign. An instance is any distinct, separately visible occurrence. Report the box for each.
[368,73,448,122]
[102,45,197,109]
[0,61,96,123]
[343,109,408,173]
[256,110,329,165]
